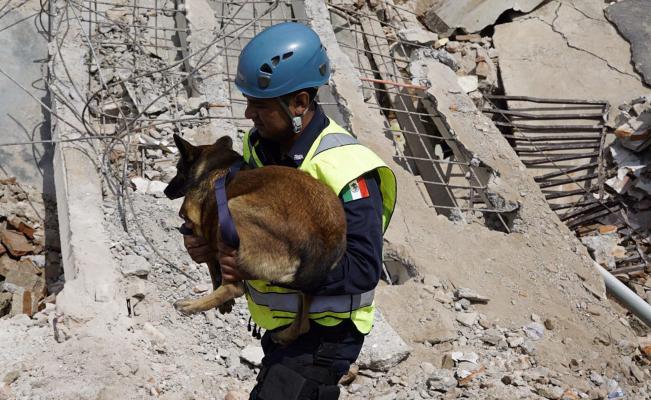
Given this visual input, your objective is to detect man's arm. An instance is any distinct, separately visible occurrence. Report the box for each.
[314,171,384,296]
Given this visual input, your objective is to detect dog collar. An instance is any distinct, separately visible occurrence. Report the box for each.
[214,160,244,249]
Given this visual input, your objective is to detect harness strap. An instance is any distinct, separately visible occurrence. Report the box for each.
[245,281,374,314]
[214,160,244,249]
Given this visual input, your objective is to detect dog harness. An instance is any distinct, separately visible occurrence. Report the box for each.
[214,159,244,249]
[242,118,397,334]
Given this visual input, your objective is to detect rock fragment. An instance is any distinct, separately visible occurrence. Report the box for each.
[454,287,490,304]
[357,311,410,371]
[456,312,478,327]
[120,254,152,277]
[426,369,457,392]
[240,345,264,367]
[456,76,478,94]
[523,323,545,341]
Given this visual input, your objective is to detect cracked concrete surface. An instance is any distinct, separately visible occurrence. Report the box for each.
[494,0,649,110]
[418,0,546,34]
[606,0,651,86]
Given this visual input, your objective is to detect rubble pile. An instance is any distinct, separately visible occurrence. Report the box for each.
[0,177,48,318]
[342,280,651,399]
[579,96,650,286]
[407,31,498,107]
[102,189,651,399]
[87,4,229,194]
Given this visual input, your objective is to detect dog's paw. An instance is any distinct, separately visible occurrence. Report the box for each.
[217,299,235,314]
[174,298,199,315]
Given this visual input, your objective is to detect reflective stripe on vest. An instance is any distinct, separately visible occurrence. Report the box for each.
[313,133,358,157]
[242,118,397,334]
[245,281,374,314]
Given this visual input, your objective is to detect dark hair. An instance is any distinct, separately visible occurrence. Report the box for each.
[281,87,319,105]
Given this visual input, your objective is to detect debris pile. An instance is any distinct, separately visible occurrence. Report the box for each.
[409,32,498,106]
[577,95,650,283]
[340,280,651,399]
[590,95,650,304]
[86,3,233,196]
[0,177,48,317]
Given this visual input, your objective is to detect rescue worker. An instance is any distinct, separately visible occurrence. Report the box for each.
[182,22,396,400]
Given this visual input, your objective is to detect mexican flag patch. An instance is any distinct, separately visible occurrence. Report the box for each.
[342,178,370,202]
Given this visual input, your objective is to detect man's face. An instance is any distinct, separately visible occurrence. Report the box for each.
[244,96,292,142]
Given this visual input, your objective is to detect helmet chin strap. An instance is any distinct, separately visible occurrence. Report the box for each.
[277,98,309,134]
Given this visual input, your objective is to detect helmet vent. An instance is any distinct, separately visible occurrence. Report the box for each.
[319,63,327,76]
[271,56,280,66]
[282,52,294,60]
[257,76,271,89]
[260,63,273,74]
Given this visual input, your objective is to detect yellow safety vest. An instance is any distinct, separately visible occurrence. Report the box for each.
[242,118,397,334]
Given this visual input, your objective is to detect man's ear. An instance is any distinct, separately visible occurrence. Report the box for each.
[291,91,311,115]
[214,135,233,149]
[174,134,197,160]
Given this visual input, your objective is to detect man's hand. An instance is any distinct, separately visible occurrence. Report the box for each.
[218,241,254,281]
[182,221,253,281]
[182,222,212,264]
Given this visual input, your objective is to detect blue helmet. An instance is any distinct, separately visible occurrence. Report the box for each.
[235,22,330,99]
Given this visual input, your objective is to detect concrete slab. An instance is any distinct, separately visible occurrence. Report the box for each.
[0,0,52,193]
[606,0,651,86]
[357,310,411,371]
[422,0,546,35]
[494,0,649,109]
[49,12,123,322]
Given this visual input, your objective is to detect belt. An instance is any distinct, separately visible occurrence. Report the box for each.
[245,281,374,314]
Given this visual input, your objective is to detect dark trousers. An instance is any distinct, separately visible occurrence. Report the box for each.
[249,320,364,400]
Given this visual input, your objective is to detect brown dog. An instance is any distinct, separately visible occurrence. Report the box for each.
[164,134,346,345]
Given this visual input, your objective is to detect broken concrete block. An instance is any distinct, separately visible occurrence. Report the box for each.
[147,181,168,198]
[357,310,410,371]
[422,0,546,35]
[121,254,152,277]
[130,177,168,198]
[130,177,150,193]
[457,75,478,93]
[580,234,621,270]
[426,369,457,392]
[456,312,478,327]
[3,265,45,295]
[397,27,438,46]
[454,287,490,304]
[475,61,490,78]
[9,289,40,317]
[240,345,264,367]
[7,217,35,239]
[0,228,34,257]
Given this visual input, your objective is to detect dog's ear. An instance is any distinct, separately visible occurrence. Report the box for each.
[174,134,197,160]
[215,136,233,150]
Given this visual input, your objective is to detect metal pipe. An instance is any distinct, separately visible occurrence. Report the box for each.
[594,262,651,327]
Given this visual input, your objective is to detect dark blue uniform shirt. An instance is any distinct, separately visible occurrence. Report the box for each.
[248,105,384,296]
